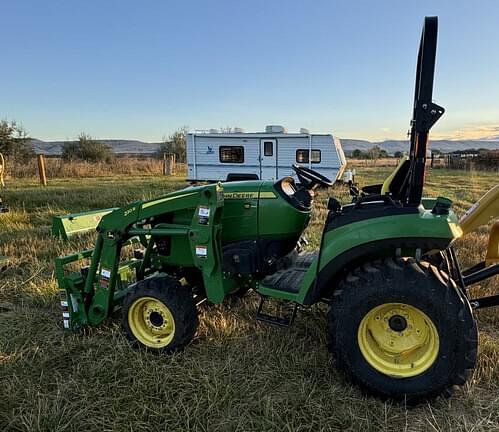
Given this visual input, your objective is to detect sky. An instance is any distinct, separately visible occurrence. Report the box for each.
[1,0,499,142]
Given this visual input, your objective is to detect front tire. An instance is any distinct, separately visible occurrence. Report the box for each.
[328,258,478,402]
[122,275,198,353]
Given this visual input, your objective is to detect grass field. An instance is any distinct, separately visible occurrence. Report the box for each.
[0,168,498,431]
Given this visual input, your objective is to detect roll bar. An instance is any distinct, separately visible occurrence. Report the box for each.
[403,16,445,206]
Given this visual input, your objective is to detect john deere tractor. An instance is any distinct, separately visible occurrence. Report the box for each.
[55,17,499,401]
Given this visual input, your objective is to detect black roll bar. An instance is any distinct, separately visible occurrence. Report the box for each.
[403,16,445,206]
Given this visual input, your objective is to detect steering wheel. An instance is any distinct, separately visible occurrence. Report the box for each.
[292,164,334,188]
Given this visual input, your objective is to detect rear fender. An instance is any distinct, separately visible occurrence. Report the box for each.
[296,210,461,305]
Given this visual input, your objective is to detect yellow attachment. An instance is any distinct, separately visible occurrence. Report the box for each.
[460,184,499,235]
[381,156,409,195]
[485,221,499,266]
[358,303,439,378]
[128,296,176,348]
[0,152,5,187]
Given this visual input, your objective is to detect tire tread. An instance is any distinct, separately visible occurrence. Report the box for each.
[327,257,478,402]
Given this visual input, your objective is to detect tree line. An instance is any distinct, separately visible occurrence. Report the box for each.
[351,146,405,160]
[0,119,188,163]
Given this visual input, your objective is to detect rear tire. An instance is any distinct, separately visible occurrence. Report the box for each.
[122,274,198,353]
[328,257,477,402]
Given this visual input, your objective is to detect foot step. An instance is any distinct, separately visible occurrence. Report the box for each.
[256,296,298,327]
[261,251,318,294]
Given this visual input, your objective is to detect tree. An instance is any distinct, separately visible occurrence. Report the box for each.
[394,151,404,158]
[368,145,382,164]
[158,127,188,163]
[352,149,363,158]
[62,133,114,162]
[0,119,34,161]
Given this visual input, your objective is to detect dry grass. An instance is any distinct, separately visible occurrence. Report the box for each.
[0,168,498,431]
[7,157,187,179]
[348,158,400,168]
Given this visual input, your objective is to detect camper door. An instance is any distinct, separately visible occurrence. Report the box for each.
[260,139,277,180]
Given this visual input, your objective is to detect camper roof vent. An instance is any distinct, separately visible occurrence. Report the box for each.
[300,128,310,134]
[233,127,245,133]
[265,125,287,134]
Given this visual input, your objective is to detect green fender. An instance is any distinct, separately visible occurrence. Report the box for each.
[293,207,462,305]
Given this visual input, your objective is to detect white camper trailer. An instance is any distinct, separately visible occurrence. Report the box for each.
[187,126,346,182]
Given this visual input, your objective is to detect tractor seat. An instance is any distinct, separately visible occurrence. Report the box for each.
[361,156,410,201]
[381,156,410,197]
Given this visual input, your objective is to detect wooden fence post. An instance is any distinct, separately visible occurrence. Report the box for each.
[37,154,47,186]
[163,153,176,176]
[163,153,167,176]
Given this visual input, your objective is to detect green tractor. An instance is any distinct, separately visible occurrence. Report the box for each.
[55,17,499,401]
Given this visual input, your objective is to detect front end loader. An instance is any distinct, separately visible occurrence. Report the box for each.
[55,17,499,401]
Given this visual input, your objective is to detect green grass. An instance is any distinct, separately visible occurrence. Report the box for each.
[0,169,498,431]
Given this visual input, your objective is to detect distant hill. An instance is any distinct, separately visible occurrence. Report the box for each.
[30,137,499,156]
[31,139,162,155]
[341,139,499,155]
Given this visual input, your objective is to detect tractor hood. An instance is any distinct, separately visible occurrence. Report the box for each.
[219,179,312,244]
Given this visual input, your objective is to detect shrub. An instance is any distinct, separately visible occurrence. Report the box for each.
[157,127,188,163]
[62,133,114,163]
[0,119,35,161]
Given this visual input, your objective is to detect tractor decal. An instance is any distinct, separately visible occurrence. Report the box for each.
[223,191,276,200]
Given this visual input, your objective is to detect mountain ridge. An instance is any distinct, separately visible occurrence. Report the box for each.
[30,138,499,156]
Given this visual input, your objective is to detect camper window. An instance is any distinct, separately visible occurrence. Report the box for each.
[220,146,244,163]
[263,141,274,156]
[311,150,321,162]
[296,149,321,164]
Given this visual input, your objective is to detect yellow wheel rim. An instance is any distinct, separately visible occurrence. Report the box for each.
[128,296,175,348]
[358,303,439,378]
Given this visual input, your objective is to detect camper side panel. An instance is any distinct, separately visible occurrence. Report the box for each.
[187,134,260,181]
[187,134,195,179]
[276,135,345,181]
[334,136,347,180]
[312,135,345,181]
[275,136,307,178]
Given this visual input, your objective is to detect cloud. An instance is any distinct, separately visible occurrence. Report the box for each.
[433,125,499,141]
[339,124,499,142]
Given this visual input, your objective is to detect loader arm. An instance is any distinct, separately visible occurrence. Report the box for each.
[56,183,226,330]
